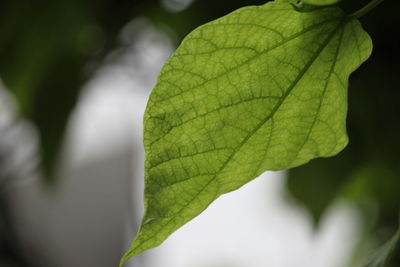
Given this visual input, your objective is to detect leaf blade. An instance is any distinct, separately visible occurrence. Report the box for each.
[121,2,372,265]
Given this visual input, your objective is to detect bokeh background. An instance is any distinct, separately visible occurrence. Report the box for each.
[0,0,399,266]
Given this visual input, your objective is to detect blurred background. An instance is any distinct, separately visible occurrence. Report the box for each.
[0,0,399,266]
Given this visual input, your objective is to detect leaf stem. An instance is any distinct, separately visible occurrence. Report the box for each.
[348,0,384,19]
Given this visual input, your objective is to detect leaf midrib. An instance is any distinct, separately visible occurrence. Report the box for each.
[147,16,344,148]
[209,19,346,192]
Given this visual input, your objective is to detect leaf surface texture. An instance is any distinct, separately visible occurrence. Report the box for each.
[122,2,372,264]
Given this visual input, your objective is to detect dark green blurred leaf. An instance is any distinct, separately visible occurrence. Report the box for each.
[287,150,355,223]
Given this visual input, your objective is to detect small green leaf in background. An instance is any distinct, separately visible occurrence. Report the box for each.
[364,223,400,267]
[121,1,372,264]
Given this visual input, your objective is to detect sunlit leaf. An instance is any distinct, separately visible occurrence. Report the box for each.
[121,1,372,264]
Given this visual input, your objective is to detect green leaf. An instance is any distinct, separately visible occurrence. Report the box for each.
[364,225,400,267]
[121,1,372,264]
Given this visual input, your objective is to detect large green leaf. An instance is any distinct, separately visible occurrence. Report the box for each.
[121,1,372,264]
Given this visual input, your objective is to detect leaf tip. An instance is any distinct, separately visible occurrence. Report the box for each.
[120,247,139,267]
